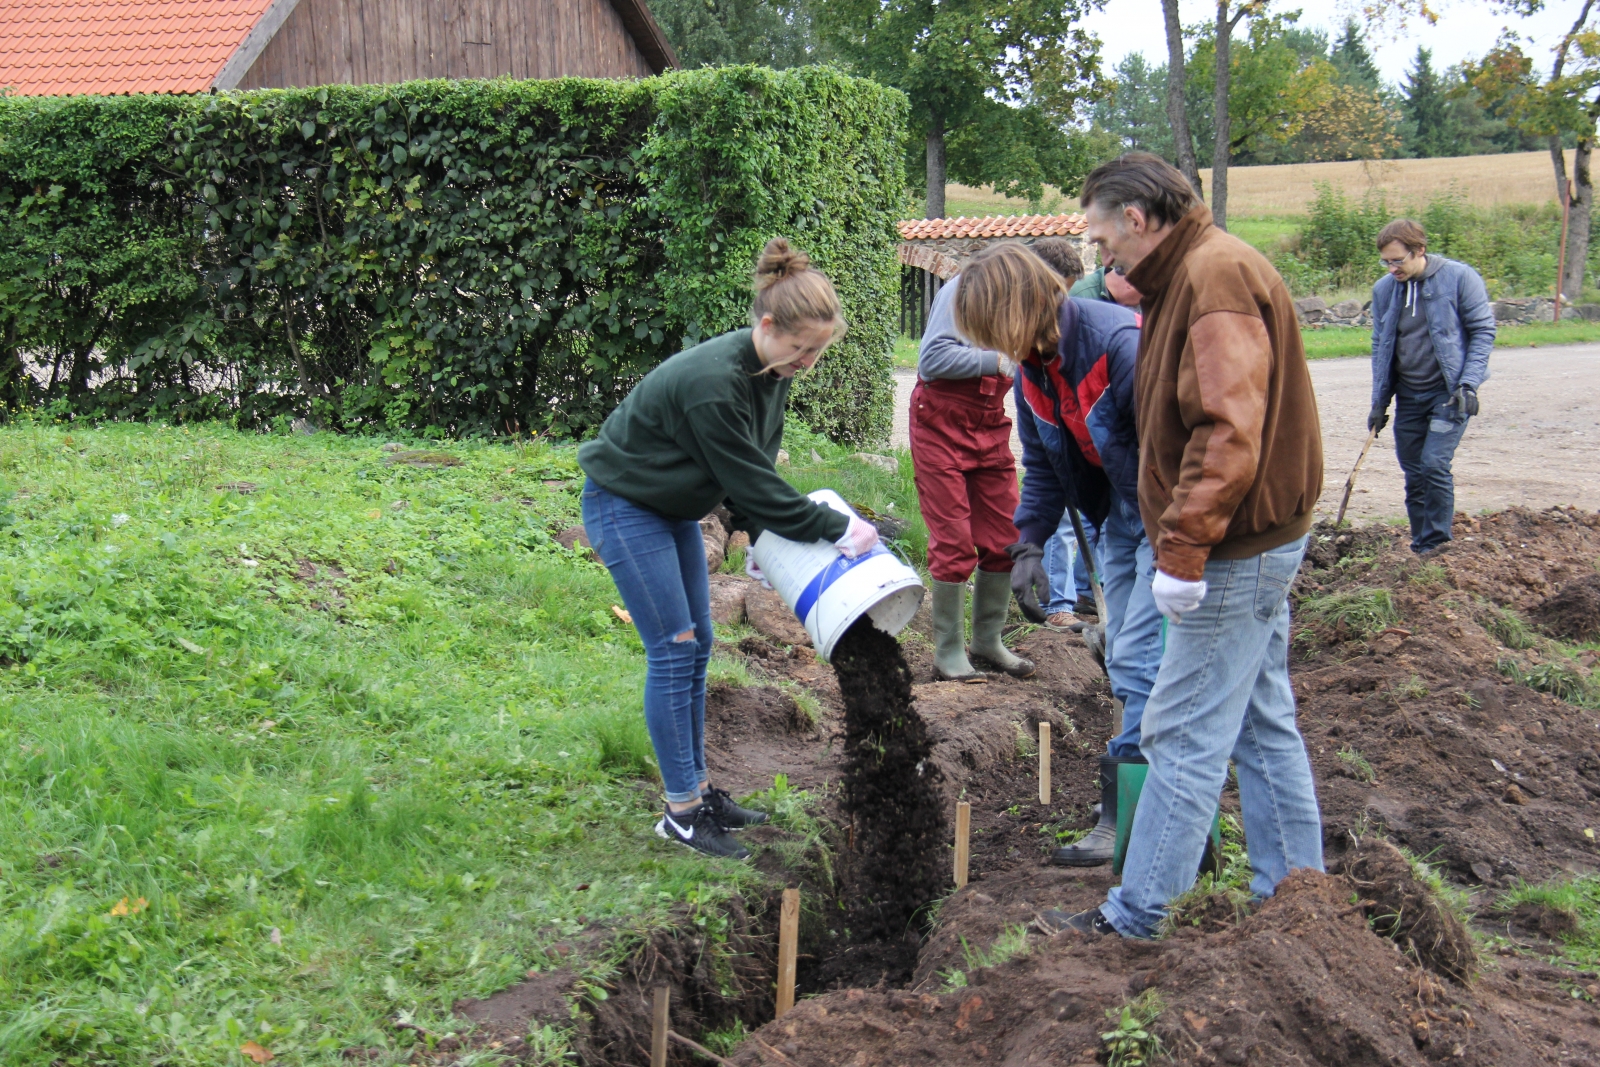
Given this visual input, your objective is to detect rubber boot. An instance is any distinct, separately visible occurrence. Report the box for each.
[1111,761,1225,880]
[931,580,982,681]
[1049,755,1143,867]
[968,568,1036,678]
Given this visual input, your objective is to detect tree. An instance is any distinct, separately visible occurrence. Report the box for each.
[1402,48,1455,156]
[818,0,1105,218]
[1471,1,1600,300]
[1162,0,1204,196]
[1208,0,1268,231]
[1329,17,1382,89]
[1092,53,1177,159]
[650,0,828,68]
[1298,84,1404,160]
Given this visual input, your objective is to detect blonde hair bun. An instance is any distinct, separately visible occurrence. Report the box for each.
[754,237,811,289]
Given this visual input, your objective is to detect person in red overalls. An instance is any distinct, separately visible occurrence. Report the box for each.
[910,238,1085,680]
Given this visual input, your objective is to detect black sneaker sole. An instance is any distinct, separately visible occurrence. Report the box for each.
[655,818,751,860]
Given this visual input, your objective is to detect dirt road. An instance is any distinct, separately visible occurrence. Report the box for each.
[890,343,1600,521]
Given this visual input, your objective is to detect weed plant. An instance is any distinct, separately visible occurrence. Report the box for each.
[1498,657,1600,708]
[1101,990,1164,1067]
[1484,606,1537,650]
[941,925,1030,989]
[1295,586,1399,640]
[0,423,794,1065]
[1496,877,1600,966]
[1337,745,1379,783]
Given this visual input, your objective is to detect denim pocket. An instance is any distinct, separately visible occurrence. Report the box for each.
[1253,539,1306,622]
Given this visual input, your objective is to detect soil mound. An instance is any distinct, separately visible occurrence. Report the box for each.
[831,616,948,937]
[1336,839,1477,983]
[1532,572,1600,642]
[730,870,1563,1067]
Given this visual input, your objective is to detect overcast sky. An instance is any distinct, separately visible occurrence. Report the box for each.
[1082,0,1588,85]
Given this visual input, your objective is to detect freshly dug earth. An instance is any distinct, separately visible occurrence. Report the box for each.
[831,615,948,938]
[449,506,1600,1065]
[1533,572,1600,643]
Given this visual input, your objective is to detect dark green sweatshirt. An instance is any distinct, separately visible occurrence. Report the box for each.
[578,328,849,544]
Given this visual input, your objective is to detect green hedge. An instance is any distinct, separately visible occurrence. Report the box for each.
[0,67,906,443]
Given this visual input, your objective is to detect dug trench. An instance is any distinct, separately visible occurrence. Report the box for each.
[441,507,1600,1066]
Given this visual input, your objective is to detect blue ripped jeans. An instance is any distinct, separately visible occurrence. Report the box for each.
[581,479,713,804]
[1393,388,1470,554]
[1101,536,1322,938]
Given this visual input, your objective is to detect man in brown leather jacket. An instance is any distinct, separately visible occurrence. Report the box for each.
[1042,153,1325,939]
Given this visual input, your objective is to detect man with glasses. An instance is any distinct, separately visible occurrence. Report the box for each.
[1368,220,1495,557]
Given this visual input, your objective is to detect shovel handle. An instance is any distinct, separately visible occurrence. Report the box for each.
[1335,426,1381,526]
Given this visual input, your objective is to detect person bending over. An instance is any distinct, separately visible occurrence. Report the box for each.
[908,239,1084,680]
[1367,219,1494,557]
[578,239,879,860]
[1043,152,1325,938]
[954,245,1160,867]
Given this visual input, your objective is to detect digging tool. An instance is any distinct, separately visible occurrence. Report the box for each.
[1335,426,1381,526]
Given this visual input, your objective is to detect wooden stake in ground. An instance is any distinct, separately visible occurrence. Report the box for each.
[651,985,669,1067]
[776,888,799,1018]
[1038,721,1051,805]
[954,801,971,888]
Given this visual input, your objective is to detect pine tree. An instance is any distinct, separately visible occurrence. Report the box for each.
[1402,47,1454,158]
[1330,18,1381,90]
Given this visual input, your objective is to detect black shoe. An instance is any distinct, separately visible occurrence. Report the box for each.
[1073,597,1099,618]
[702,787,770,829]
[1036,906,1120,937]
[656,804,751,859]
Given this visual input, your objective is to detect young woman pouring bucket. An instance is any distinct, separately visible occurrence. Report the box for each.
[578,240,897,861]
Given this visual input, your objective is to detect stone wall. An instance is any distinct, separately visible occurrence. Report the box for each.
[1295,294,1600,329]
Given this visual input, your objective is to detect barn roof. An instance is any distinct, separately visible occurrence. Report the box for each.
[0,0,276,95]
[898,213,1089,241]
[0,0,677,97]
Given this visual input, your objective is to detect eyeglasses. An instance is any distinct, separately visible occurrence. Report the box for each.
[1380,255,1412,268]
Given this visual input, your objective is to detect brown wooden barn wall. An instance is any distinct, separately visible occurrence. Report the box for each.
[239,0,655,88]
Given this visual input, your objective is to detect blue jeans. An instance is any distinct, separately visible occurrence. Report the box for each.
[1045,511,1099,613]
[1393,389,1470,553]
[1100,498,1162,759]
[1101,536,1322,938]
[581,479,713,804]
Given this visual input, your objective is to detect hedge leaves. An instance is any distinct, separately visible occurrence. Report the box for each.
[0,67,906,443]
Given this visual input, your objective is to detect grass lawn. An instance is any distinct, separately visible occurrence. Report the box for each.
[893,335,920,369]
[0,421,918,1065]
[1302,318,1600,360]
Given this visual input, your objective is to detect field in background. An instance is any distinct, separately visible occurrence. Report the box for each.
[923,150,1573,222]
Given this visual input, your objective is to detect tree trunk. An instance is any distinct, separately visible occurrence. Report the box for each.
[1550,136,1569,207]
[1212,1,1233,231]
[1564,138,1593,302]
[925,114,947,220]
[1162,0,1202,197]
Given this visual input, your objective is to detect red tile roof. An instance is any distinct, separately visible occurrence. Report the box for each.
[0,0,275,96]
[898,213,1088,241]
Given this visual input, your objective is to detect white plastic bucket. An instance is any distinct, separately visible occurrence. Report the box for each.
[750,489,925,660]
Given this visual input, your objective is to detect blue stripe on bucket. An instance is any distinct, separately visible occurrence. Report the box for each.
[792,546,889,626]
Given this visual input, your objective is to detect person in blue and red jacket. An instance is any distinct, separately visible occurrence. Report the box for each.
[954,242,1163,868]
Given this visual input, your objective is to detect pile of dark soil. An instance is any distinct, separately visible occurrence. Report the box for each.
[1533,572,1600,643]
[1336,839,1477,984]
[830,615,948,938]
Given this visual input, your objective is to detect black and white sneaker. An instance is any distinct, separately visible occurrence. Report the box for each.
[655,804,751,860]
[1035,906,1121,938]
[702,787,770,829]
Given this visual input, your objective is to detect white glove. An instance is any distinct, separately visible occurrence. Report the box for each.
[835,515,881,559]
[1151,569,1208,623]
[745,555,773,589]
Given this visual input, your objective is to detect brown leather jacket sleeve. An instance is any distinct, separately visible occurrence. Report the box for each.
[1156,310,1271,580]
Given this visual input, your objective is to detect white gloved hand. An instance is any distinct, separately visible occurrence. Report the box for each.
[835,515,881,559]
[745,555,773,589]
[1151,569,1208,623]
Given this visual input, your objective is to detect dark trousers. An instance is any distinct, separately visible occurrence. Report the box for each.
[1392,388,1470,553]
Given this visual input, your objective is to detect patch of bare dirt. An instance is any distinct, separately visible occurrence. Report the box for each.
[1534,573,1600,643]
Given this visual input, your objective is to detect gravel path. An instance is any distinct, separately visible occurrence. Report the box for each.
[889,343,1600,521]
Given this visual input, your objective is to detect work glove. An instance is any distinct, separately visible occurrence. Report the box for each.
[1448,384,1479,418]
[745,555,773,590]
[1367,405,1389,433]
[1151,569,1208,624]
[834,515,880,559]
[1006,542,1049,624]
